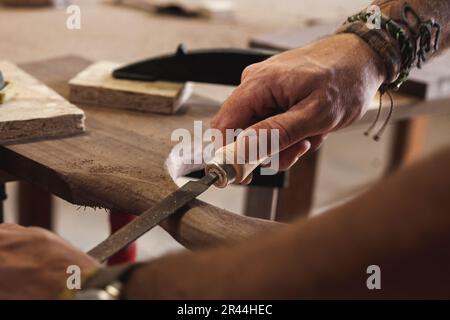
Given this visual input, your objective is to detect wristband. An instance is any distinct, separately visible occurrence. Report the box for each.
[338,5,441,93]
[336,21,402,88]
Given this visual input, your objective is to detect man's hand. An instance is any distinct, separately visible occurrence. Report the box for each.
[0,224,99,299]
[211,34,386,171]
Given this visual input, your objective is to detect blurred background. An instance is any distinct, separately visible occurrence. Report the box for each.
[1,0,449,261]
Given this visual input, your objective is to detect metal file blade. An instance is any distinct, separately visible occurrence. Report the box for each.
[88,172,218,262]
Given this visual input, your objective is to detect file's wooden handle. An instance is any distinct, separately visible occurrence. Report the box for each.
[205,140,269,188]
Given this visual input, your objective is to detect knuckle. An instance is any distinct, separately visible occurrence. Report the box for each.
[320,101,336,123]
[241,62,263,82]
[27,227,57,241]
[320,110,339,130]
[320,67,334,82]
[265,117,292,148]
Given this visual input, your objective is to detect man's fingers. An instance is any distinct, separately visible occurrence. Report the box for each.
[276,134,327,170]
[277,139,312,170]
[241,174,253,185]
[211,80,278,142]
[247,96,325,154]
[309,134,328,152]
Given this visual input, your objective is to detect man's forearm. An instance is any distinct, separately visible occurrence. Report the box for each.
[373,0,450,51]
[124,149,450,299]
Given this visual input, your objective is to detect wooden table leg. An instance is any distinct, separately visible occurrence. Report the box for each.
[244,186,277,220]
[107,212,137,265]
[18,181,52,229]
[386,116,429,175]
[0,183,6,223]
[274,150,321,223]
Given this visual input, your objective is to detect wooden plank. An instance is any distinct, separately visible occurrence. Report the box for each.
[0,170,17,183]
[0,56,278,249]
[18,181,53,229]
[0,0,52,6]
[275,150,320,222]
[386,116,429,175]
[69,61,192,114]
[0,61,85,144]
[244,187,276,220]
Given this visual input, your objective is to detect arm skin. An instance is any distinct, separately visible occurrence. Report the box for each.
[211,0,450,172]
[124,148,450,299]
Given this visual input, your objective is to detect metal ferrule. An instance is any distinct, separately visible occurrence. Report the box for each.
[204,162,237,188]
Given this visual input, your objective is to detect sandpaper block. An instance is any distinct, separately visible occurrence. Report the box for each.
[0,61,85,144]
[69,61,192,114]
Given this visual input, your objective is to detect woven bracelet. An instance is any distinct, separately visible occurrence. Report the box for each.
[337,12,416,92]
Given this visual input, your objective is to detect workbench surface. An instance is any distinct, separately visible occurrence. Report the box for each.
[1,1,449,245]
[0,56,277,248]
[0,0,368,64]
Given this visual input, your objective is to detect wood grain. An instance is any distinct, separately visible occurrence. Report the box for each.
[0,61,85,144]
[0,56,278,249]
[69,61,191,114]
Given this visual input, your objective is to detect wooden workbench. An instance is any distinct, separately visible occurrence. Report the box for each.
[0,56,278,248]
[1,0,449,244]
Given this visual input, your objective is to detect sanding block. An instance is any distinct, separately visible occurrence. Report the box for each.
[69,61,192,114]
[0,61,85,144]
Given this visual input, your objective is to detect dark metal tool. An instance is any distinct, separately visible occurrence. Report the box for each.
[89,138,270,262]
[88,172,218,262]
[113,44,276,86]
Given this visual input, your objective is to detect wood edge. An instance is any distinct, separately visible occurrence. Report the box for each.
[0,81,15,104]
[68,61,189,115]
[0,113,85,145]
[68,81,187,115]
